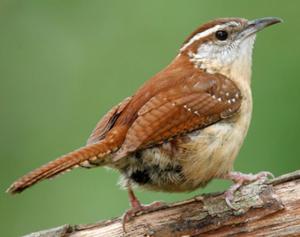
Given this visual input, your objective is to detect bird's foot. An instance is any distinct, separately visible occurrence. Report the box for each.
[224,171,274,209]
[122,201,166,231]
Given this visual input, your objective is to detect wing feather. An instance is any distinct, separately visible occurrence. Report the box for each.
[87,97,132,144]
[117,74,242,156]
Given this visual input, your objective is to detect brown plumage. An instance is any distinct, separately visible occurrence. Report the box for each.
[7,17,282,219]
[7,52,241,194]
[7,140,114,193]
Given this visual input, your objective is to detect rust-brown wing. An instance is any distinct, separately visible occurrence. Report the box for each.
[87,97,132,144]
[117,74,242,156]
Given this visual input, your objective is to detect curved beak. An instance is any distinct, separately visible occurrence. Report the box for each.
[239,17,283,39]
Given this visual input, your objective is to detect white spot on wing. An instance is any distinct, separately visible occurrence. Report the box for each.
[194,111,200,116]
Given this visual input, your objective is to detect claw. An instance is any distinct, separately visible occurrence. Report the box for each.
[225,182,242,210]
[223,171,274,209]
[255,171,275,179]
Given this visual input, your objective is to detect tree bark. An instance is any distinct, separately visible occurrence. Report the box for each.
[24,170,300,237]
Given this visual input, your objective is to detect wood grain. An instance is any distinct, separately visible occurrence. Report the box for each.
[24,170,300,237]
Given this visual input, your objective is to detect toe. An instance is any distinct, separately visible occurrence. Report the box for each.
[257,171,275,179]
[224,187,239,210]
[225,196,236,210]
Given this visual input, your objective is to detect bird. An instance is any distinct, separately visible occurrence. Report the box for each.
[7,17,282,223]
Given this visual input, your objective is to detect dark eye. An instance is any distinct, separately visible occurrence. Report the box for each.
[215,30,228,41]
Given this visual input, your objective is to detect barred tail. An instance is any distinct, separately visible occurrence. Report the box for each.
[6,140,113,194]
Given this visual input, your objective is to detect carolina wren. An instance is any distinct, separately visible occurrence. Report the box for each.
[7,17,282,219]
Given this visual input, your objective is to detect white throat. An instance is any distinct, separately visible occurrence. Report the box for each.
[189,35,256,134]
[189,35,256,87]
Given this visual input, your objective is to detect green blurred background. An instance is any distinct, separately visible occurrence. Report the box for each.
[0,1,299,236]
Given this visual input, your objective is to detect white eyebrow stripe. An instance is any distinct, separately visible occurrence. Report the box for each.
[180,21,240,51]
[181,25,222,51]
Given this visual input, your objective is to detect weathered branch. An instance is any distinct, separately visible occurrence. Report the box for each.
[24,170,300,237]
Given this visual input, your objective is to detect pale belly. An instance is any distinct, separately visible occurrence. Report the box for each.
[81,88,252,192]
[117,113,251,192]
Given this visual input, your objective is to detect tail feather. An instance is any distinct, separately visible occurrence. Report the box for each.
[6,140,112,194]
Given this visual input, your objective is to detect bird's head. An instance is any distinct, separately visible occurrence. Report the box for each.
[180,17,282,78]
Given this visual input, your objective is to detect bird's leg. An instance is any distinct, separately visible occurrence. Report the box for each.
[223,171,274,209]
[127,187,142,210]
[122,187,166,231]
